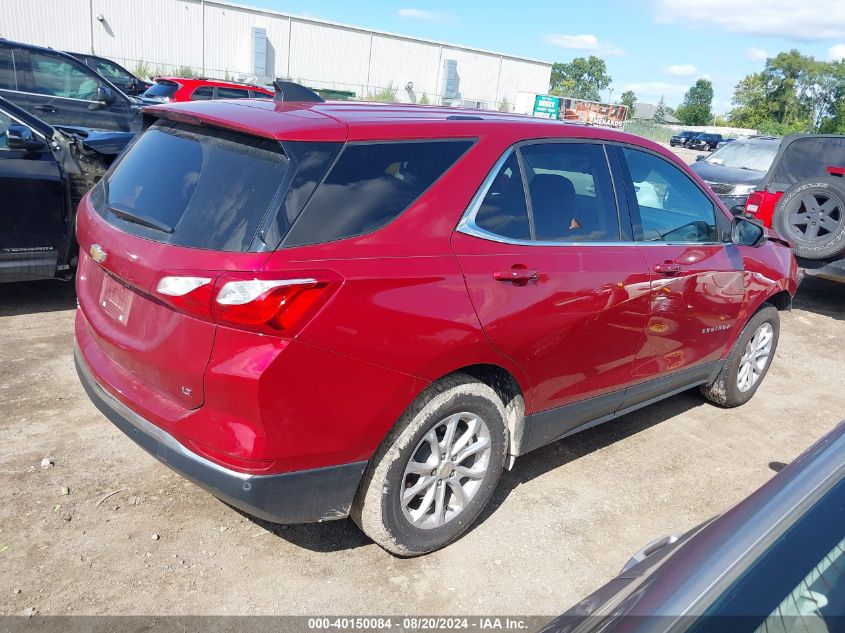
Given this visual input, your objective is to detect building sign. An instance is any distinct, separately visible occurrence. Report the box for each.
[533,94,560,119]
[561,98,628,128]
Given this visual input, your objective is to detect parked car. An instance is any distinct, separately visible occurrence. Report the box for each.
[0,95,133,283]
[669,130,698,147]
[687,133,723,151]
[67,52,153,97]
[139,76,274,103]
[0,39,139,132]
[741,134,845,282]
[74,90,798,556]
[541,420,845,633]
[691,136,782,210]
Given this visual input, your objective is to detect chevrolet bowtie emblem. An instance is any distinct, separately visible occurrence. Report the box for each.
[90,243,108,264]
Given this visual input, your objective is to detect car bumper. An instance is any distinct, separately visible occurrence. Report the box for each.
[75,345,367,523]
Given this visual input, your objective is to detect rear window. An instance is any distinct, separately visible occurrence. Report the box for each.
[144,81,178,99]
[283,140,473,247]
[96,121,290,251]
[770,136,845,186]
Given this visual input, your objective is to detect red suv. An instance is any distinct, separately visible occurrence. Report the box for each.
[74,96,798,555]
[139,76,274,103]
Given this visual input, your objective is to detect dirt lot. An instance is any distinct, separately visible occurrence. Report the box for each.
[0,270,843,618]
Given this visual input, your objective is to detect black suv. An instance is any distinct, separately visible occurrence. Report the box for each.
[0,95,132,282]
[0,39,139,132]
[687,133,723,151]
[669,130,698,147]
[67,52,152,97]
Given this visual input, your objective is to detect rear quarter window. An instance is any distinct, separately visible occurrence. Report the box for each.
[283,140,474,247]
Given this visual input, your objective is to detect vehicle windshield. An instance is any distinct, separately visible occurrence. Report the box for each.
[704,139,780,172]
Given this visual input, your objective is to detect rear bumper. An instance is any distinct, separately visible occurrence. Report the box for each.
[75,345,367,523]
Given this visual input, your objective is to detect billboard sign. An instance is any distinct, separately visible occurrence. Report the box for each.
[533,94,560,119]
[560,98,628,128]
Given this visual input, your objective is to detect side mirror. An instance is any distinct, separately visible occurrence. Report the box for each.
[89,85,116,110]
[7,124,47,152]
[695,154,706,162]
[731,216,767,247]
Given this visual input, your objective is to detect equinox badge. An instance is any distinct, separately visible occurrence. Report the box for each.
[90,244,108,264]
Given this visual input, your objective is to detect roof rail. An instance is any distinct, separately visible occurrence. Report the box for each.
[272,80,325,103]
[447,114,483,121]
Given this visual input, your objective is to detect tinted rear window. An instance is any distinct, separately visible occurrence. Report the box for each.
[770,136,845,186]
[283,140,473,247]
[190,86,213,101]
[144,81,178,98]
[97,121,289,251]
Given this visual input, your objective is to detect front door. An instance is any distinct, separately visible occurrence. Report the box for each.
[452,141,651,451]
[20,49,132,132]
[614,145,745,389]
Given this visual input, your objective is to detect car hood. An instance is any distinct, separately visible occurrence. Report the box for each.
[53,126,135,156]
[690,161,765,186]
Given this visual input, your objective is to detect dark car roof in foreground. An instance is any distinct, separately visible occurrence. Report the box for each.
[543,420,845,631]
[141,99,665,148]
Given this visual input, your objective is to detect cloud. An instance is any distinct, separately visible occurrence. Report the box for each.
[544,33,625,57]
[654,0,845,40]
[665,64,698,76]
[829,44,845,60]
[746,47,769,62]
[397,8,451,21]
[623,82,688,103]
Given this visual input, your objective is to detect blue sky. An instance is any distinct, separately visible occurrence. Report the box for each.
[242,0,845,114]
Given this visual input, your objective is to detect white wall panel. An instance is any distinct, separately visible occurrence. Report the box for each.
[0,0,552,106]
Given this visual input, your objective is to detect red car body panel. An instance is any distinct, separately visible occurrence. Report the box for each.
[75,101,798,512]
[149,77,274,102]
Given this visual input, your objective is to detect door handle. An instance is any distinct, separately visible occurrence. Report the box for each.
[653,262,682,275]
[33,105,55,112]
[494,268,540,283]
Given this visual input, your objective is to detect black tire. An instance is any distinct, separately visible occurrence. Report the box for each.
[773,177,845,260]
[700,305,780,407]
[351,374,508,556]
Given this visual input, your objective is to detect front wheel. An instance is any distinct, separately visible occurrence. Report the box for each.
[351,375,508,556]
[700,305,780,407]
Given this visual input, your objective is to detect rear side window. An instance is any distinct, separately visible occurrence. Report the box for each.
[475,153,530,241]
[216,87,250,99]
[0,48,17,90]
[98,121,289,251]
[190,86,214,101]
[283,140,473,247]
[144,81,178,99]
[27,52,99,100]
[521,142,619,242]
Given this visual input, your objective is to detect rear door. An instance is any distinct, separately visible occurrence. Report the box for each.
[19,49,133,131]
[0,107,65,281]
[453,141,651,449]
[614,145,744,387]
[0,45,29,112]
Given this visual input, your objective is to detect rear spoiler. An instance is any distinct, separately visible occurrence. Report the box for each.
[272,80,324,103]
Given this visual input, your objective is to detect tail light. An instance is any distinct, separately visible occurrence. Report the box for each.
[151,271,340,336]
[745,191,765,215]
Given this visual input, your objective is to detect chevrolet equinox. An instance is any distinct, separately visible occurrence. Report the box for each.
[74,92,798,556]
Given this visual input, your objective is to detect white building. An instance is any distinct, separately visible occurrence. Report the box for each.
[0,0,552,109]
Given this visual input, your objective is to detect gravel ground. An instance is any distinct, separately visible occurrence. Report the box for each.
[1,274,843,617]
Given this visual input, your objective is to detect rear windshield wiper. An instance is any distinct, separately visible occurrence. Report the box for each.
[108,203,174,234]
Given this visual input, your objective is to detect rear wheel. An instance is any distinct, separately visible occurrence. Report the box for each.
[351,375,507,556]
[773,177,845,259]
[700,305,780,407]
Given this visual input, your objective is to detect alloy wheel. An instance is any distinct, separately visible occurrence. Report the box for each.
[400,412,492,529]
[737,322,774,393]
[788,193,844,242]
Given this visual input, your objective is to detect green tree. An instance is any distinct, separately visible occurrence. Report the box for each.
[675,79,714,125]
[652,96,668,124]
[366,82,399,103]
[418,93,430,105]
[619,90,637,119]
[549,56,611,101]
